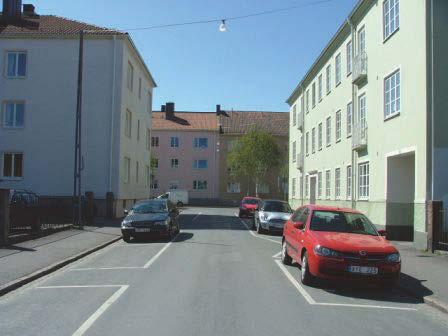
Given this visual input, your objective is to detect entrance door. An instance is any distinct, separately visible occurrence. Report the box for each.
[310,176,317,205]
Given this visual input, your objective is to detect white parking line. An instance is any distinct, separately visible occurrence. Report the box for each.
[234,213,281,245]
[192,212,202,222]
[143,237,176,269]
[71,267,144,271]
[272,251,282,259]
[273,259,417,311]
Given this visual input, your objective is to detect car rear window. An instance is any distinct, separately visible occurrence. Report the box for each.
[243,199,258,205]
[263,202,291,213]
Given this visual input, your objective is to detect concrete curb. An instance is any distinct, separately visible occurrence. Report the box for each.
[0,236,122,297]
[398,283,448,315]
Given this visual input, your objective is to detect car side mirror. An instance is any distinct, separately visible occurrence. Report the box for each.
[378,229,387,237]
[124,209,129,216]
[293,221,304,230]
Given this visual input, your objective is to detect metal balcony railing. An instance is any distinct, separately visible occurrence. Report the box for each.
[352,124,368,151]
[353,51,368,85]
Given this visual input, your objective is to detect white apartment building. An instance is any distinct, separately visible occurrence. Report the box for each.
[287,0,448,250]
[0,2,156,217]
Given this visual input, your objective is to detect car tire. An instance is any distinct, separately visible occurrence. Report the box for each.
[301,252,314,286]
[122,233,131,243]
[281,240,292,266]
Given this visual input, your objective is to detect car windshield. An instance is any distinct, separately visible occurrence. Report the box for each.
[263,202,292,213]
[132,201,167,214]
[310,211,378,236]
[243,198,258,205]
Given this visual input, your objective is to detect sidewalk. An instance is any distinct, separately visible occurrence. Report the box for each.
[394,241,448,313]
[0,218,122,296]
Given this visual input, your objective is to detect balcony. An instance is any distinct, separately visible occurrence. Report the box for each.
[352,124,368,151]
[296,153,304,170]
[352,51,368,85]
[297,111,303,131]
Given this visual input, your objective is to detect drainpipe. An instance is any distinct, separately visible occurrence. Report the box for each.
[108,35,117,192]
[348,18,356,209]
[300,86,305,206]
[430,0,435,202]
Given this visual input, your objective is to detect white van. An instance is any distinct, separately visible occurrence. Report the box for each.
[156,190,189,207]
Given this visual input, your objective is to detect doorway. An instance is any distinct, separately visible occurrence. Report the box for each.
[310,176,317,205]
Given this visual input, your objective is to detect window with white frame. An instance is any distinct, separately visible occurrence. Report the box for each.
[145,165,150,186]
[383,0,399,40]
[335,53,342,86]
[151,136,159,147]
[358,26,366,53]
[292,141,297,162]
[146,129,150,150]
[127,62,134,92]
[306,132,309,156]
[312,82,316,108]
[318,74,323,101]
[325,170,331,198]
[336,110,342,142]
[346,41,353,75]
[312,128,316,154]
[193,159,208,169]
[2,153,23,179]
[169,181,179,190]
[326,64,332,94]
[138,78,142,99]
[123,157,130,183]
[3,102,25,128]
[292,105,297,126]
[317,172,322,198]
[292,178,296,197]
[125,110,132,138]
[6,51,27,78]
[171,158,179,168]
[358,162,370,199]
[305,89,310,113]
[318,123,323,150]
[194,137,208,148]
[359,94,367,131]
[227,182,241,193]
[193,180,208,190]
[384,70,401,119]
[347,102,353,137]
[170,136,180,148]
[326,116,331,146]
[335,168,341,198]
[347,165,352,199]
[135,161,139,183]
[305,175,309,198]
[151,179,158,190]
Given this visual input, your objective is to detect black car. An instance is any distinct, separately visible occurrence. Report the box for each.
[121,199,180,242]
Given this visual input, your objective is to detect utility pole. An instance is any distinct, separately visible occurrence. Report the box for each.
[73,30,84,229]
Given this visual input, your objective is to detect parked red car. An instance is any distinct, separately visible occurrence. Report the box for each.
[282,205,401,288]
[238,197,261,218]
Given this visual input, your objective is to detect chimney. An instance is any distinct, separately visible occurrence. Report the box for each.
[23,3,35,16]
[216,105,221,116]
[161,105,166,112]
[165,102,175,120]
[2,0,22,18]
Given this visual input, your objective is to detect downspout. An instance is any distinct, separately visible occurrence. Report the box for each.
[109,35,117,192]
[430,0,435,201]
[348,18,356,209]
[300,86,305,206]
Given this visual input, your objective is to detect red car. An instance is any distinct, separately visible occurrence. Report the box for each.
[282,205,401,288]
[238,197,261,218]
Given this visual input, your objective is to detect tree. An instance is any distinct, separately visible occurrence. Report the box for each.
[227,129,281,197]
[150,157,158,181]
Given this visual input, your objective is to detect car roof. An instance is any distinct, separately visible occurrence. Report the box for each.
[301,204,361,214]
[262,199,288,203]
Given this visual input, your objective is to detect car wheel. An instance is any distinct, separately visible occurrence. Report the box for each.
[177,201,184,207]
[301,252,314,286]
[281,240,292,265]
[122,233,131,243]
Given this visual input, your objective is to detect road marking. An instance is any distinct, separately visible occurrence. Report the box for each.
[235,213,281,245]
[272,251,282,259]
[143,233,178,268]
[274,260,418,311]
[71,267,144,271]
[192,212,202,222]
[38,285,127,289]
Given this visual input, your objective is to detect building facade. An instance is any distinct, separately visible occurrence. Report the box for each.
[0,3,156,217]
[150,103,220,203]
[287,0,448,250]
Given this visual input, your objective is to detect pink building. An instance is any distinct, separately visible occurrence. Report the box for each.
[150,103,220,202]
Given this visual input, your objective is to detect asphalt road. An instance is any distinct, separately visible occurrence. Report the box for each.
[1,207,447,336]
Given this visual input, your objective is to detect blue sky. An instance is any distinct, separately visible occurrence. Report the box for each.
[33,0,357,112]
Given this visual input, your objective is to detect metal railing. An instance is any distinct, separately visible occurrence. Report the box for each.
[353,51,368,84]
[352,123,368,150]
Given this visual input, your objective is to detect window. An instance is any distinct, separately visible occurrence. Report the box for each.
[146,129,150,150]
[138,78,142,99]
[2,153,23,179]
[325,170,331,198]
[6,51,27,77]
[358,162,370,199]
[358,27,366,53]
[258,183,270,194]
[194,137,208,148]
[151,136,159,147]
[335,53,342,86]
[346,41,353,75]
[292,105,297,126]
[347,165,352,199]
[137,120,140,141]
[317,172,322,198]
[311,128,316,154]
[171,158,179,168]
[384,70,401,119]
[135,161,139,183]
[125,110,132,138]
[318,123,323,150]
[169,181,179,190]
[151,179,158,190]
[359,94,367,130]
[383,0,399,40]
[193,159,208,169]
[305,175,309,198]
[127,62,134,91]
[305,132,309,156]
[335,110,342,142]
[170,136,180,148]
[347,102,353,137]
[193,180,208,190]
[305,90,310,113]
[326,65,332,94]
[292,141,297,162]
[318,74,323,101]
[123,157,130,183]
[3,102,24,128]
[335,168,341,198]
[292,178,296,197]
[326,116,331,146]
[227,182,241,193]
[312,82,316,108]
[147,91,152,114]
[152,158,159,169]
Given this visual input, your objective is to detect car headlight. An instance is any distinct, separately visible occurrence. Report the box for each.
[260,213,269,221]
[313,245,342,258]
[121,220,133,228]
[386,253,401,263]
[155,219,170,226]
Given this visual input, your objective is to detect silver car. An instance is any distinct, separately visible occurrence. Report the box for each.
[253,200,293,234]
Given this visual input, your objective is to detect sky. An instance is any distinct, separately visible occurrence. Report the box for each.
[32,0,358,112]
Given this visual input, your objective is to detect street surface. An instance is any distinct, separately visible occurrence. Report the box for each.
[1,207,447,336]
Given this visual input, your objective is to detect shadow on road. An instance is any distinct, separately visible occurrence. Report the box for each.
[179,214,247,230]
